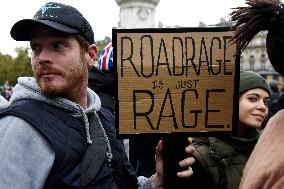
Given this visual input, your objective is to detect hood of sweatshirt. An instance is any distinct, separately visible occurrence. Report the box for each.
[0,95,8,108]
[9,77,102,144]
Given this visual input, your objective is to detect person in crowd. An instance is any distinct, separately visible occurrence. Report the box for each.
[186,70,271,189]
[269,80,281,102]
[2,80,13,100]
[230,0,284,188]
[0,2,195,189]
[262,80,282,128]
[268,92,284,116]
[88,42,115,113]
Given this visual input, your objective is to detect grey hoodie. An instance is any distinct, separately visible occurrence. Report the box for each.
[0,95,8,108]
[0,77,152,189]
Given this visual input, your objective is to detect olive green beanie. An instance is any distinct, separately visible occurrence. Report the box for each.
[239,71,271,96]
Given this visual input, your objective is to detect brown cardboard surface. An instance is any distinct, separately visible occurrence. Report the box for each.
[114,28,237,134]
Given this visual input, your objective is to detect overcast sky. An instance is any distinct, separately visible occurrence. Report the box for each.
[0,0,246,57]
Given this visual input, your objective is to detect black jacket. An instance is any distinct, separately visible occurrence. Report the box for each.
[0,99,137,189]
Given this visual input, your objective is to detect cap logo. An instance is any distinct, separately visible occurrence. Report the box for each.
[40,2,61,15]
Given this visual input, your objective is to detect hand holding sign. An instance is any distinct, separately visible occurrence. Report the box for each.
[151,137,195,189]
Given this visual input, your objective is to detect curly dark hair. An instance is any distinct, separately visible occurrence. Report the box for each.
[230,0,284,76]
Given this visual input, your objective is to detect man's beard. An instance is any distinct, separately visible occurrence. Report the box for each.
[35,55,88,98]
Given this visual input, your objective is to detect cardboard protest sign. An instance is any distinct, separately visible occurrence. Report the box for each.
[113,27,239,135]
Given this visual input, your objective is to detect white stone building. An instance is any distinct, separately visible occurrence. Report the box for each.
[240,31,283,84]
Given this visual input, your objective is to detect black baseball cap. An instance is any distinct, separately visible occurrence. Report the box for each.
[10,2,94,44]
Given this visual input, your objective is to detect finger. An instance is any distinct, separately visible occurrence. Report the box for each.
[179,157,195,167]
[188,137,193,144]
[185,145,195,154]
[155,140,163,161]
[177,167,193,177]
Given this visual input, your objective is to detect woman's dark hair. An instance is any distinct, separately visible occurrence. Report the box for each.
[230,0,284,76]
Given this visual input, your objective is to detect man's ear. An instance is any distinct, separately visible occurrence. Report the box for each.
[87,44,98,68]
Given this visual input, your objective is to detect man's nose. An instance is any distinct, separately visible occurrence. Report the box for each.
[38,47,51,64]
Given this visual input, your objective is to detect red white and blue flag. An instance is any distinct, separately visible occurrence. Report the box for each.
[98,43,113,72]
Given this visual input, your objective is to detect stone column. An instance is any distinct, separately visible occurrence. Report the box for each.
[115,0,160,28]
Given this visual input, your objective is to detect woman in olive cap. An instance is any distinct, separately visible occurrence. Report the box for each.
[186,70,270,189]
